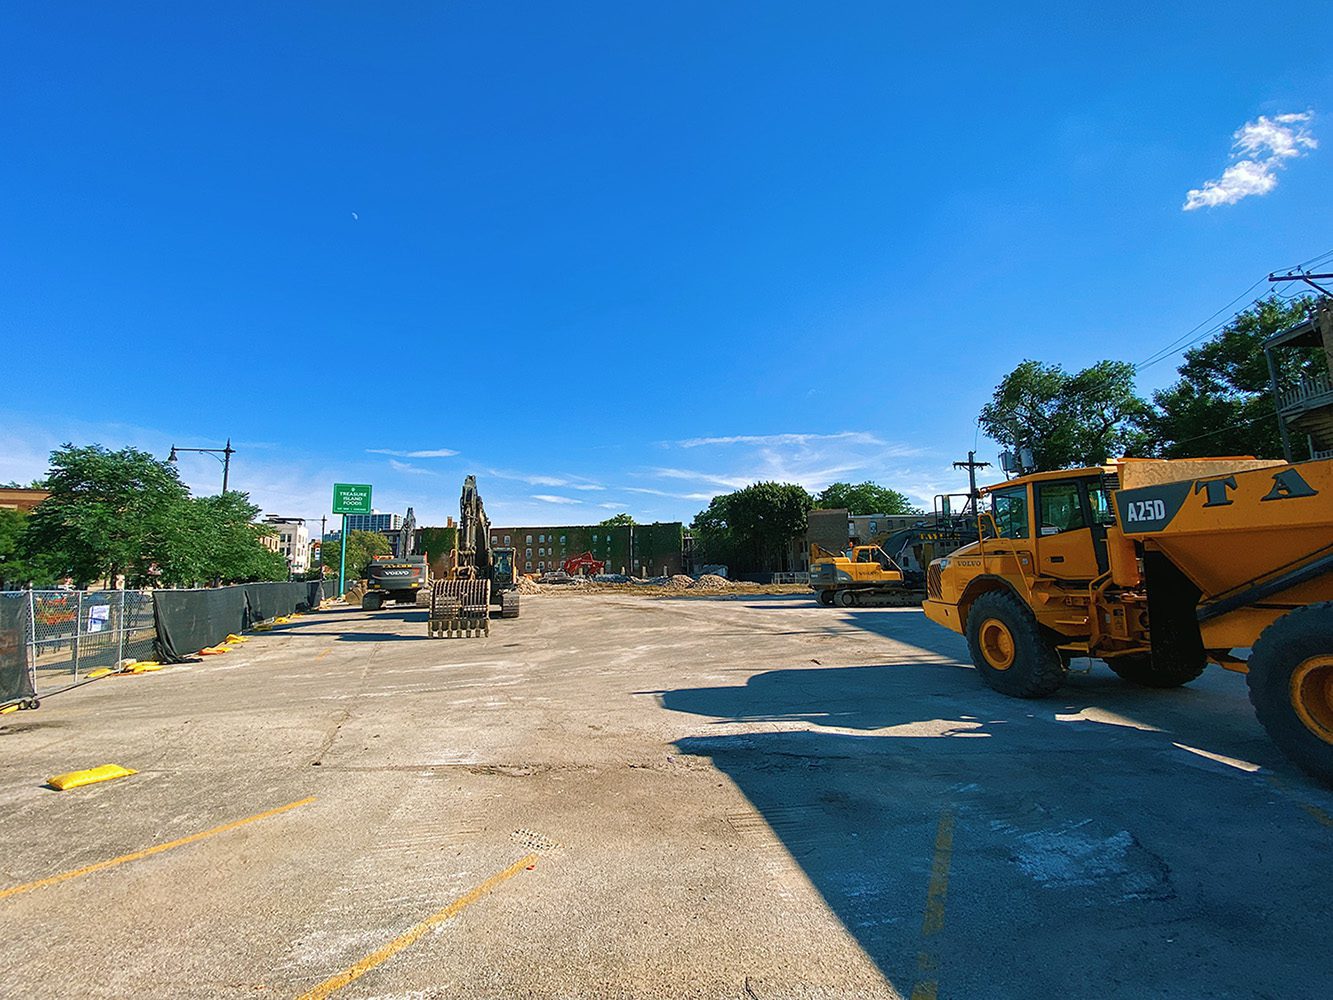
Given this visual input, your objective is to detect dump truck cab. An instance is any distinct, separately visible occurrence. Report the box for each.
[924,467,1124,632]
[923,456,1333,782]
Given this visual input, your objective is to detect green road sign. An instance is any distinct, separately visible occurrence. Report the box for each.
[332,483,373,515]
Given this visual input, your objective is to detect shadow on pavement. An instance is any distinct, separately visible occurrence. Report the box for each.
[664,639,1333,998]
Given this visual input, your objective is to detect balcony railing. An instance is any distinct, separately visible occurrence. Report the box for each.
[1278,371,1333,412]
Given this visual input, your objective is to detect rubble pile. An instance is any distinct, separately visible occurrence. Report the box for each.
[693,574,733,591]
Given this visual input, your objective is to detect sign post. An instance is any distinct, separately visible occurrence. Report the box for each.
[331,483,373,596]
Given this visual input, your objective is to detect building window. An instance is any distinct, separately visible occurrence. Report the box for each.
[491,534,498,544]
[504,535,511,546]
[539,534,545,543]
[525,560,532,570]
[538,561,545,571]
[592,533,598,542]
[560,534,566,544]
[526,547,532,558]
[526,534,533,544]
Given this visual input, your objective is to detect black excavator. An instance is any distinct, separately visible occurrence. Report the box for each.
[359,507,426,611]
[427,476,520,637]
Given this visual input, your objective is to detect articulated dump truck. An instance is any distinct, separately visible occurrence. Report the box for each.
[428,475,520,638]
[922,457,1333,781]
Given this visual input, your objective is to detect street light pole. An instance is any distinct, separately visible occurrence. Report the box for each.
[168,439,235,493]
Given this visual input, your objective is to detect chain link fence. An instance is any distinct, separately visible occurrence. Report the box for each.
[15,590,156,697]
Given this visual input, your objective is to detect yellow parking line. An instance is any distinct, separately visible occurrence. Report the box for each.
[0,796,316,901]
[316,647,333,660]
[910,809,955,1000]
[297,852,539,1000]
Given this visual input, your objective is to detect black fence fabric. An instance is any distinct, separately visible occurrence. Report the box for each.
[242,582,312,627]
[154,582,321,662]
[0,594,34,704]
[307,580,325,611]
[321,578,341,600]
[153,587,248,663]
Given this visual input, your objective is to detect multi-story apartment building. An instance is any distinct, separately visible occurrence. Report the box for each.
[263,516,310,575]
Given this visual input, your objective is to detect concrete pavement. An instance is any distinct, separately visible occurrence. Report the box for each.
[0,594,1330,998]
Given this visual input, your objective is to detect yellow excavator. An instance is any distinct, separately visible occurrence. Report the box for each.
[809,543,911,606]
[922,456,1333,781]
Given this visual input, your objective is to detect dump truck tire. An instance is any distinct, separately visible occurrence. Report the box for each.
[1247,602,1333,784]
[1107,652,1206,688]
[966,590,1066,698]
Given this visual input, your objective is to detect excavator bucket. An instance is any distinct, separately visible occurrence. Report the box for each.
[429,579,491,638]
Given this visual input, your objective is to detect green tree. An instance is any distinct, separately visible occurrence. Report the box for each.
[814,481,920,515]
[24,444,193,587]
[156,492,290,585]
[319,530,392,582]
[691,482,812,573]
[599,513,636,526]
[0,508,49,586]
[1143,295,1324,459]
[979,360,1149,470]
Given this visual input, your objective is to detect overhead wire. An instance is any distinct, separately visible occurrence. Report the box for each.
[1133,246,1333,373]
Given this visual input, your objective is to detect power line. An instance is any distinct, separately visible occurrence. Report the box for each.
[1160,408,1271,450]
[1133,247,1333,373]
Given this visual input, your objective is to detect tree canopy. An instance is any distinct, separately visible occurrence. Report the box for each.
[320,530,392,582]
[979,360,1149,470]
[1143,295,1323,459]
[976,297,1327,470]
[599,513,636,526]
[813,481,919,515]
[691,481,812,573]
[17,443,288,587]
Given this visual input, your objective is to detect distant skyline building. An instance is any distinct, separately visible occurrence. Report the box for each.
[344,511,402,533]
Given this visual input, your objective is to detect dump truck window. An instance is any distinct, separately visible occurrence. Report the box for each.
[1087,483,1115,525]
[1037,482,1086,535]
[991,488,1029,539]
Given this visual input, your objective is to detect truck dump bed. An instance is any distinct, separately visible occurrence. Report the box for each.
[1112,459,1333,607]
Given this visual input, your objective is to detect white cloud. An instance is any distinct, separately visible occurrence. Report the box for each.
[388,459,434,475]
[367,448,459,458]
[631,429,931,506]
[532,494,582,505]
[1183,112,1316,210]
[571,484,606,491]
[597,502,623,509]
[624,486,718,500]
[675,431,884,449]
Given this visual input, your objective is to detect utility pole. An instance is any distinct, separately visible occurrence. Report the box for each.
[953,451,992,503]
[1269,270,1333,297]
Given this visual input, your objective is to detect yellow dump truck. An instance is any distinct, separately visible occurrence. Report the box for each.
[922,457,1333,781]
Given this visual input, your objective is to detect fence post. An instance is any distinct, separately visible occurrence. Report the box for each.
[116,589,126,667]
[73,591,83,684]
[26,588,37,688]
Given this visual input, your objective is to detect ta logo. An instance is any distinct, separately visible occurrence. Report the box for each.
[1261,468,1319,502]
[1194,476,1237,508]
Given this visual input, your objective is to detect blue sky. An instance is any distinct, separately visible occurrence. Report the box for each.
[3,3,1331,529]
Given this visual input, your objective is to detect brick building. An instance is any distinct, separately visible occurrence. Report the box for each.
[489,522,685,576]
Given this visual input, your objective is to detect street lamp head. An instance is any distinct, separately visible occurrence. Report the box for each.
[167,447,178,463]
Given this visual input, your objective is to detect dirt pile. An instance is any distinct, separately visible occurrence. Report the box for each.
[693,574,732,592]
[664,575,695,590]
[515,576,542,595]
